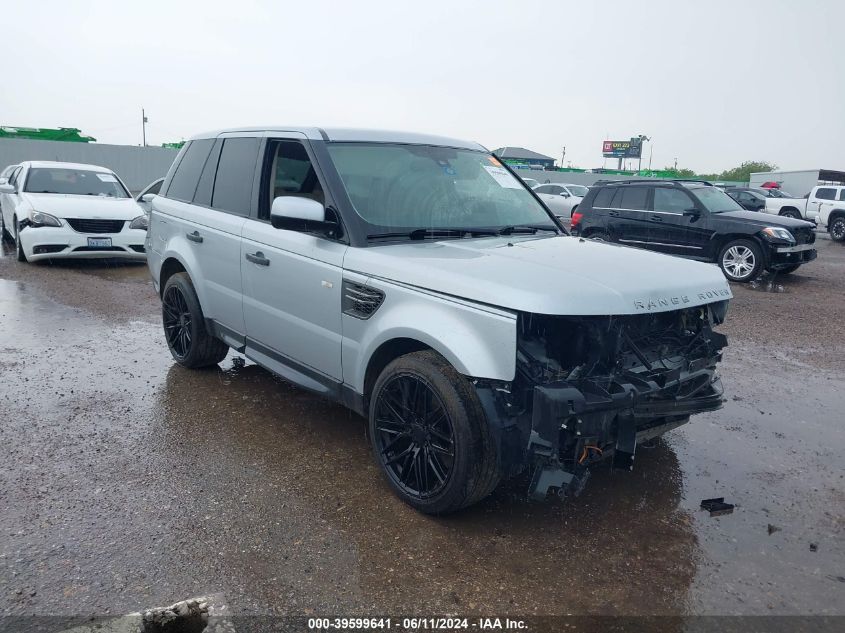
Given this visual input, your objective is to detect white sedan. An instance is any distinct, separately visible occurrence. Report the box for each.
[0,161,148,262]
[534,183,589,218]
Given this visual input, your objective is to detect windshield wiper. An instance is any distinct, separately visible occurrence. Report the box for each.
[367,228,497,241]
[496,225,559,235]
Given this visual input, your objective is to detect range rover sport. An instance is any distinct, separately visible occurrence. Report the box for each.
[146,127,732,514]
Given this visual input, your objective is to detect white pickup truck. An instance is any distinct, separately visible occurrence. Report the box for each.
[813,185,845,241]
[763,185,841,224]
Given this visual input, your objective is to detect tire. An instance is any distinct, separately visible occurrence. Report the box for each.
[14,217,27,262]
[771,264,800,275]
[161,272,228,368]
[0,211,8,240]
[780,209,801,220]
[587,229,609,242]
[830,216,845,242]
[369,350,499,514]
[718,239,763,282]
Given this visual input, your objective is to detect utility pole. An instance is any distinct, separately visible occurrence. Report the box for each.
[142,108,148,147]
[648,143,653,171]
[560,146,566,169]
[674,157,678,171]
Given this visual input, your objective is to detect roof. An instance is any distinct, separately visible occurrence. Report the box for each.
[492,146,555,161]
[21,160,112,172]
[188,127,487,151]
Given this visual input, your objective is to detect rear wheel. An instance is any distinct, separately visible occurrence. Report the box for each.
[161,272,228,368]
[718,239,763,282]
[780,209,801,220]
[587,229,609,242]
[369,350,499,514]
[830,216,845,242]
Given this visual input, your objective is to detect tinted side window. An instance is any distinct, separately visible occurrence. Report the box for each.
[592,187,615,208]
[148,180,163,195]
[653,188,693,214]
[167,139,214,202]
[535,185,552,194]
[838,189,845,201]
[193,139,223,207]
[8,167,22,187]
[619,187,648,210]
[211,137,260,215]
[548,185,563,195]
[815,187,836,200]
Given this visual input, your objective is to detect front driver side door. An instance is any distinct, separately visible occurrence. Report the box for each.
[646,187,710,257]
[240,136,346,386]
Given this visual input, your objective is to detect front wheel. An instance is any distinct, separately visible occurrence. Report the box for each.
[829,216,845,242]
[719,239,763,282]
[14,217,27,262]
[369,350,499,514]
[161,272,228,368]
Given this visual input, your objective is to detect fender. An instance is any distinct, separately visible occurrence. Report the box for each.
[158,238,208,308]
[342,275,517,394]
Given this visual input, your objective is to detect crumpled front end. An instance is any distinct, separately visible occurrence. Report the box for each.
[475,301,729,500]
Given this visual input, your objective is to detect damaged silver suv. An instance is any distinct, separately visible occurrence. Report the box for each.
[146,127,731,514]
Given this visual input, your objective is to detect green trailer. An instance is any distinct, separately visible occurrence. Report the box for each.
[0,126,96,143]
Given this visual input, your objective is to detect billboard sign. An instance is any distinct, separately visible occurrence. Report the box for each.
[602,138,642,158]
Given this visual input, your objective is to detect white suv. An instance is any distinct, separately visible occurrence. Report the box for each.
[0,161,148,262]
[146,127,732,514]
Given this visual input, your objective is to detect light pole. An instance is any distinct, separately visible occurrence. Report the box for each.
[636,134,650,172]
[142,108,148,147]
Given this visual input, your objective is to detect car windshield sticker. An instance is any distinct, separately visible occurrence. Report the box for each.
[483,165,522,189]
[437,160,457,176]
[96,173,117,182]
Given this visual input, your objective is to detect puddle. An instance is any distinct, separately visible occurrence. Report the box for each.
[748,273,787,293]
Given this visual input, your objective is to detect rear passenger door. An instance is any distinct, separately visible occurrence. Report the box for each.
[240,136,346,384]
[646,187,709,257]
[808,187,837,222]
[156,135,258,342]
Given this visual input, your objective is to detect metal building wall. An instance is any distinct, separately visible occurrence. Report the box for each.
[0,139,178,193]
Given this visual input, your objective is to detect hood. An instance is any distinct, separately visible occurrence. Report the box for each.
[22,193,143,220]
[717,209,814,230]
[344,235,732,316]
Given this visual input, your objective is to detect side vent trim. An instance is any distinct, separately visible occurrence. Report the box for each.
[342,280,385,319]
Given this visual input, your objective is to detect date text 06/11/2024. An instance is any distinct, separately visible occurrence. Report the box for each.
[307,617,529,630]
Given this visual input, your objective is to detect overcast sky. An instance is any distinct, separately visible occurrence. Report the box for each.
[2,0,842,173]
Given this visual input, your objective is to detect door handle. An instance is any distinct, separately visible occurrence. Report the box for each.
[608,210,620,217]
[186,231,203,243]
[650,215,664,221]
[245,251,270,266]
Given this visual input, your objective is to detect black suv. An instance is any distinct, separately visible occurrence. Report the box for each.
[571,180,817,282]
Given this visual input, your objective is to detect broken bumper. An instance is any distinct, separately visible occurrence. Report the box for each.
[527,364,724,499]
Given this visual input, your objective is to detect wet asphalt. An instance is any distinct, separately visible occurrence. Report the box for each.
[0,234,843,620]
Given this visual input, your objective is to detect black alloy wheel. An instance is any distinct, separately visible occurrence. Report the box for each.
[373,374,455,500]
[163,284,193,359]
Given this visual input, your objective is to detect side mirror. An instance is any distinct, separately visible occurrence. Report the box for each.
[0,177,7,186]
[560,192,570,198]
[270,196,336,234]
[682,207,701,217]
[139,193,156,203]
[0,183,15,194]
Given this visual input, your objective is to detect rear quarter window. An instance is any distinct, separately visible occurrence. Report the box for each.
[815,187,836,201]
[592,188,615,208]
[166,139,215,202]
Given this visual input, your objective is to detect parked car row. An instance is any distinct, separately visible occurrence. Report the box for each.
[725,184,845,241]
[570,179,817,282]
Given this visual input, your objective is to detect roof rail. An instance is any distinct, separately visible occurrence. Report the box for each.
[594,178,714,187]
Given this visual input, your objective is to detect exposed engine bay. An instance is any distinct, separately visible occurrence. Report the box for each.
[476,301,729,499]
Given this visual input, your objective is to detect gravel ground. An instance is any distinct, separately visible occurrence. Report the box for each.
[0,233,842,623]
